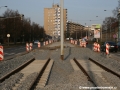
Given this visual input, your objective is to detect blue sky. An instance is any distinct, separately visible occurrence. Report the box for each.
[0,0,118,26]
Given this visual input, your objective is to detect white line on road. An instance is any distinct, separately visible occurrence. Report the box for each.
[4,53,15,55]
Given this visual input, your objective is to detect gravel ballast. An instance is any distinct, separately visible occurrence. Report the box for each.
[0,42,120,90]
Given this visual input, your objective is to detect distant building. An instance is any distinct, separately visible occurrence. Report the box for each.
[67,21,84,38]
[102,21,119,42]
[44,4,67,39]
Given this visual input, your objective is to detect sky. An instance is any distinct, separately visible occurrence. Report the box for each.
[0,0,119,26]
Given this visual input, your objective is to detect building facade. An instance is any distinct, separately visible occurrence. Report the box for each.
[44,4,67,39]
[67,21,85,39]
[102,22,118,42]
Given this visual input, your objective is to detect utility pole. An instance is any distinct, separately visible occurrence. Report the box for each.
[60,0,64,60]
[118,9,120,41]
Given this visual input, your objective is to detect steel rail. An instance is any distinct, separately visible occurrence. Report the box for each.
[89,57,120,78]
[0,57,35,83]
[73,58,99,90]
[29,58,51,90]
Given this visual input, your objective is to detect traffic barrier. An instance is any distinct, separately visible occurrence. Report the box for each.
[26,43,29,52]
[72,40,74,44]
[49,40,51,44]
[80,41,82,47]
[95,43,97,51]
[97,43,100,52]
[29,43,33,51]
[70,40,72,43]
[46,41,48,45]
[44,42,45,46]
[0,46,3,60]
[84,42,86,47]
[72,40,73,44]
[106,43,109,55]
[75,41,77,45]
[82,42,84,47]
[93,42,97,51]
[38,42,41,48]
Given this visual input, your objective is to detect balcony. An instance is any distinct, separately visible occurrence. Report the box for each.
[58,10,60,13]
[58,16,60,19]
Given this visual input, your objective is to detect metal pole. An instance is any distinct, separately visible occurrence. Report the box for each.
[106,27,107,41]
[60,0,64,60]
[110,17,111,41]
[8,37,9,46]
[100,25,102,42]
[118,14,120,41]
[76,24,78,40]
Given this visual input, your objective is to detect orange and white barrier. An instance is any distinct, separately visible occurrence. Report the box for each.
[83,42,86,47]
[26,43,29,52]
[72,40,73,44]
[80,41,82,47]
[72,40,74,44]
[97,43,100,52]
[49,40,51,44]
[46,41,48,45]
[0,46,3,60]
[75,41,77,45]
[43,42,45,46]
[29,43,33,51]
[38,42,41,48]
[106,43,109,55]
[93,42,97,51]
[80,41,86,48]
[70,40,72,43]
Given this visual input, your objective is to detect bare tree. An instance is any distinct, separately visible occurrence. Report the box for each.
[0,8,45,44]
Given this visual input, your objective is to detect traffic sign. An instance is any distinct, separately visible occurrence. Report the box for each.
[7,34,10,37]
[113,34,116,38]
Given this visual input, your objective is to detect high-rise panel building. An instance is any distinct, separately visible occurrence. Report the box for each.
[44,4,67,38]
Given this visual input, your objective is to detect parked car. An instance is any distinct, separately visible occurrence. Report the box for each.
[117,41,120,51]
[66,38,69,41]
[101,41,118,52]
[33,40,39,44]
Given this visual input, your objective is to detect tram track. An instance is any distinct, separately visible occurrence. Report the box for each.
[73,58,99,89]
[0,58,54,90]
[0,57,35,83]
[89,57,120,78]
[71,58,120,89]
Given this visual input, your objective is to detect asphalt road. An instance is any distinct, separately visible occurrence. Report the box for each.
[3,44,39,60]
[2,41,120,60]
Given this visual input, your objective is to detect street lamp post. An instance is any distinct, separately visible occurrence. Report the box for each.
[96,16,102,42]
[0,6,7,16]
[0,6,7,9]
[60,0,64,60]
[110,17,112,41]
[76,31,77,40]
[117,9,120,41]
[104,10,112,41]
[76,24,78,40]
[104,10,108,41]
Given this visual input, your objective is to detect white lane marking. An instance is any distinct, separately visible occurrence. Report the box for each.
[4,53,15,55]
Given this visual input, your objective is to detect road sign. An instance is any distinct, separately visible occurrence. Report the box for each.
[113,34,116,38]
[7,34,10,37]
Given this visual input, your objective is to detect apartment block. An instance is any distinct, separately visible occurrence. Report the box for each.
[67,21,84,38]
[44,4,67,38]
